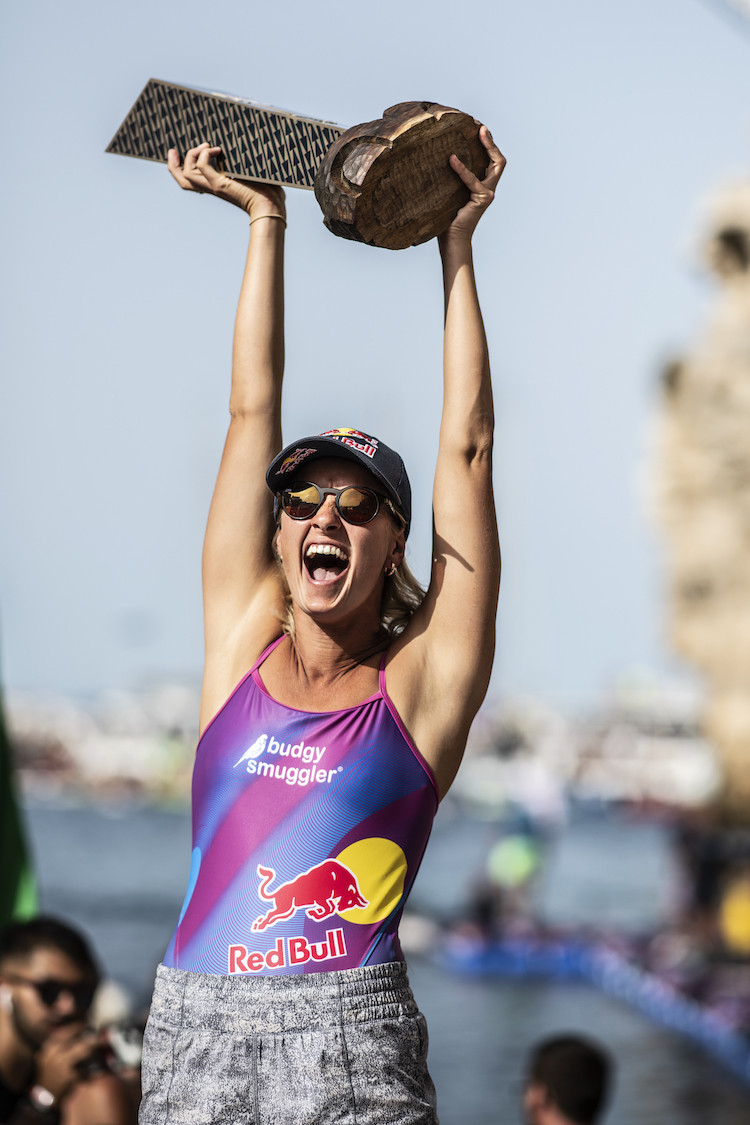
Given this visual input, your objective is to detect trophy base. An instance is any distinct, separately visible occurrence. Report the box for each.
[314,102,490,250]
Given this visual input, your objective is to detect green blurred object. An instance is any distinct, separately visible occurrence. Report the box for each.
[486,835,540,889]
[0,675,38,924]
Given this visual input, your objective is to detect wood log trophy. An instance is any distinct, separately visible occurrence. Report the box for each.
[314,102,489,250]
[108,84,490,250]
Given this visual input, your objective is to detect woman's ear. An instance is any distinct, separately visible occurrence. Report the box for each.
[388,532,406,570]
[273,522,284,565]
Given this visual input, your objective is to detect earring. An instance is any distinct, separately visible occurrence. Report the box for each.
[385,563,397,577]
[0,984,12,1013]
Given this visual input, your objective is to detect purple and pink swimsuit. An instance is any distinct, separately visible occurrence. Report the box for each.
[164,637,438,976]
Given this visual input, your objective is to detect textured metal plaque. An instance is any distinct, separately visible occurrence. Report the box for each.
[106,79,344,190]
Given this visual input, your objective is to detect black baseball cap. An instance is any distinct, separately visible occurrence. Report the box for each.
[266,428,411,536]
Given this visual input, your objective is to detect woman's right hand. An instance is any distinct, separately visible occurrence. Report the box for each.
[168,143,286,222]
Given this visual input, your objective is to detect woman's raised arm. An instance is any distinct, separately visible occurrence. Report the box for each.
[388,127,506,797]
[167,144,288,729]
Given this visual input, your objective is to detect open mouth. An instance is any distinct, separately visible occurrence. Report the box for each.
[304,544,349,583]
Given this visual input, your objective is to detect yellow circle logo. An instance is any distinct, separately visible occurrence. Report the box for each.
[336,838,407,924]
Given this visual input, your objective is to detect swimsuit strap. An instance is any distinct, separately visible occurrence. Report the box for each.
[250,634,286,674]
[378,648,388,696]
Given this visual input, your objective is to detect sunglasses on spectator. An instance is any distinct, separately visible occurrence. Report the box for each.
[277,483,405,528]
[5,973,94,1010]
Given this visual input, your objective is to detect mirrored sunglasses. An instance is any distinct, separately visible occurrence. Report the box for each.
[278,483,405,528]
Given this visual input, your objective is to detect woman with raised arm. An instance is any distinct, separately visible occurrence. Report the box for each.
[139,131,504,1125]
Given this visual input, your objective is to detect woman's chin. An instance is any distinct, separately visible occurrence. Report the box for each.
[294,588,347,621]
[293,589,373,630]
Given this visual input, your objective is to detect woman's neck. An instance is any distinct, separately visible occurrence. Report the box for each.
[258,608,389,712]
[288,611,388,684]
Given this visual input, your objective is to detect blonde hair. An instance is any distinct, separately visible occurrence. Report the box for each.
[272,528,425,641]
[380,558,426,637]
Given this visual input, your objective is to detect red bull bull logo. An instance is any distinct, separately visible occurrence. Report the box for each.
[252,860,369,931]
[277,447,318,475]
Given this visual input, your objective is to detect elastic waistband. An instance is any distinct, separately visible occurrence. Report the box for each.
[149,961,417,1035]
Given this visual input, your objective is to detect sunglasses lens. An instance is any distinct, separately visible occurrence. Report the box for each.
[38,981,92,1008]
[338,488,379,524]
[38,982,62,1006]
[283,485,320,520]
[75,987,95,1010]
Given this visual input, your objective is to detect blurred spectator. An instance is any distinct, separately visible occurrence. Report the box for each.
[523,1035,612,1125]
[673,810,725,936]
[0,917,134,1125]
[719,864,750,957]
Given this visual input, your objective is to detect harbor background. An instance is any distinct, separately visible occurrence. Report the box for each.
[23,795,750,1124]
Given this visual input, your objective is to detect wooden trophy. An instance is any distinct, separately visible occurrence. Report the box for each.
[313,102,490,250]
[108,87,490,249]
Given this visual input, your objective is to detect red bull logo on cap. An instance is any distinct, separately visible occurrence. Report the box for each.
[277,447,318,475]
[252,860,369,931]
[319,429,378,459]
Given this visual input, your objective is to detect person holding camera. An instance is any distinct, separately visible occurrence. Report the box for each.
[0,918,133,1125]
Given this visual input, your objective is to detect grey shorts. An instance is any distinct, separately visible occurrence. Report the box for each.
[139,961,438,1125]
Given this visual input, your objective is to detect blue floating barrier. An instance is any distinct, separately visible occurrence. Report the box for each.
[437,938,750,1086]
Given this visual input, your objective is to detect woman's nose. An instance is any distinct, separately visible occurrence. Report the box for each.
[314,496,340,528]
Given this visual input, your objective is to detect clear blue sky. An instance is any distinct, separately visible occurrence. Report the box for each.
[1,0,749,706]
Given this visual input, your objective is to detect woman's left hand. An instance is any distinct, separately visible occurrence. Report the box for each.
[440,125,506,243]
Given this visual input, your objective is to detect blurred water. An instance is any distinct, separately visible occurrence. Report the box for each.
[23,801,750,1124]
[408,803,678,931]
